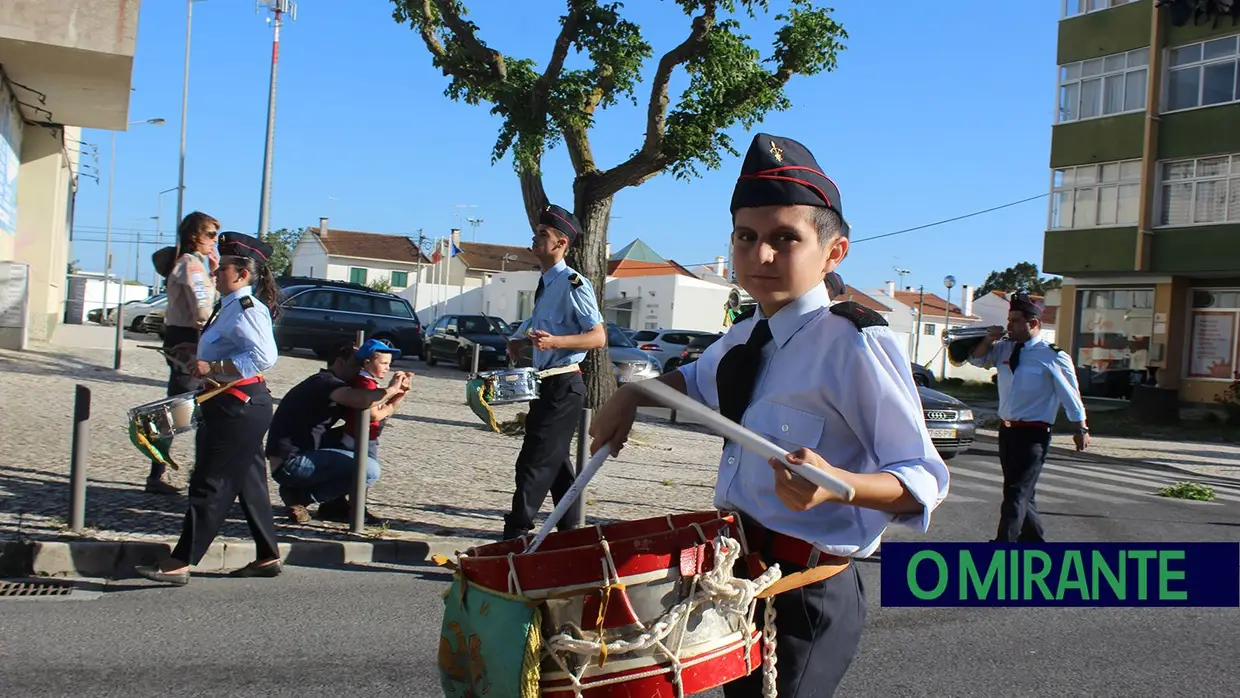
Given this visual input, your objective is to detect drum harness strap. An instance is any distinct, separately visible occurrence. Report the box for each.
[534,363,580,380]
[508,520,785,698]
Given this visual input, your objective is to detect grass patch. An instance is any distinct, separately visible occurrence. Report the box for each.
[1156,482,1216,501]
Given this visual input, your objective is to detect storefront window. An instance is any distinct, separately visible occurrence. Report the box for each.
[1074,288,1155,398]
[1186,289,1240,381]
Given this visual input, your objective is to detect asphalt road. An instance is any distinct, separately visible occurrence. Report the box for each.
[4,444,1240,697]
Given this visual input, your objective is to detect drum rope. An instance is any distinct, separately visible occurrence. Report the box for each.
[541,534,782,694]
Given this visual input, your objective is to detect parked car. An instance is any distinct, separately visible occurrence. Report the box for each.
[104,294,166,331]
[630,328,717,372]
[273,279,424,359]
[918,386,975,459]
[142,308,166,339]
[515,322,661,385]
[423,314,511,370]
[911,363,935,387]
[678,333,724,367]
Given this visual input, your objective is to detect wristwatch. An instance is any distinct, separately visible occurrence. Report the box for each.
[1078,426,1090,435]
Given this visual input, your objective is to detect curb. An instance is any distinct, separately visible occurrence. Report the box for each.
[972,431,1239,482]
[0,535,482,580]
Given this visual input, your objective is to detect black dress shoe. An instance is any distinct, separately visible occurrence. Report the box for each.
[229,560,283,578]
[134,564,190,586]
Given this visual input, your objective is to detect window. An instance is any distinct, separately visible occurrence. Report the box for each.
[1057,48,1148,123]
[923,323,937,336]
[390,270,409,288]
[1186,289,1240,381]
[1074,288,1155,398]
[1165,35,1240,112]
[1050,159,1143,229]
[1157,153,1240,226]
[337,292,373,315]
[1062,0,1136,19]
[288,289,335,310]
[632,331,659,342]
[348,267,368,285]
[374,297,413,319]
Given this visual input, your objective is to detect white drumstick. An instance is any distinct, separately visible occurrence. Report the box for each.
[523,445,613,554]
[634,380,855,501]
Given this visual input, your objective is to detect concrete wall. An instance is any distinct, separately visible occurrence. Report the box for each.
[13,124,78,341]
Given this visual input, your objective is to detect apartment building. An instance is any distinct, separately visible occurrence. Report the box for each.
[1046,0,1240,404]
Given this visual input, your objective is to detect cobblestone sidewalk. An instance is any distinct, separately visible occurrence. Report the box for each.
[0,326,722,547]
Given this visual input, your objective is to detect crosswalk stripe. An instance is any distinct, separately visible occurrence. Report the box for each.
[1058,458,1240,492]
[1042,461,1240,503]
[944,476,1069,504]
[948,464,1132,504]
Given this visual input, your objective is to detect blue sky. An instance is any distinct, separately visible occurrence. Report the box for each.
[71,0,1061,299]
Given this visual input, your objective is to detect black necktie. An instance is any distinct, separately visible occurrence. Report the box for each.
[1010,342,1025,372]
[202,300,223,331]
[717,319,773,425]
[534,278,545,303]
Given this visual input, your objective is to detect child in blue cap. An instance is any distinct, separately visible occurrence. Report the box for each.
[339,338,408,462]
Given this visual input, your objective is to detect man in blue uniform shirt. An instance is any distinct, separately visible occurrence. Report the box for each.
[969,292,1089,543]
[502,204,607,540]
[588,133,951,697]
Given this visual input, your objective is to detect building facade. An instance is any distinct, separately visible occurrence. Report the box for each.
[0,1,138,346]
[1046,0,1240,403]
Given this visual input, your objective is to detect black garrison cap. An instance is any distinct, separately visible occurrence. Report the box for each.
[218,232,272,265]
[1010,292,1043,318]
[539,204,581,242]
[730,133,850,237]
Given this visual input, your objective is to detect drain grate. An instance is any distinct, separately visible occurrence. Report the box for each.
[0,580,77,598]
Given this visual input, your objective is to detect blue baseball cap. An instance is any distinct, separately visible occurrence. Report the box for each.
[356,338,401,360]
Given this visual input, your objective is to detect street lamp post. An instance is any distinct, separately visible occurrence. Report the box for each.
[108,118,166,371]
[941,275,956,379]
[176,0,207,233]
[155,186,178,291]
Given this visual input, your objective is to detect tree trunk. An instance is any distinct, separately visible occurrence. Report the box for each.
[568,184,615,410]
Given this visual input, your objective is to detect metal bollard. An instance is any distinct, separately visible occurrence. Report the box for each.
[471,343,481,374]
[351,330,369,533]
[69,385,91,532]
[572,407,591,528]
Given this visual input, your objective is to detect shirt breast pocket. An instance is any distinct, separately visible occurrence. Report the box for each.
[746,401,826,454]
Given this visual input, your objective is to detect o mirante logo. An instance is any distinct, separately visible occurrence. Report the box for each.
[879,542,1240,608]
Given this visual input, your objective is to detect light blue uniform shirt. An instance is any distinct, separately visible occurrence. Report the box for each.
[968,334,1087,424]
[679,282,951,558]
[198,286,278,379]
[512,260,604,370]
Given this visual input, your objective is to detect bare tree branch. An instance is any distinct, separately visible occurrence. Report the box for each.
[519,160,549,230]
[563,127,595,174]
[431,0,508,80]
[594,2,716,198]
[531,8,583,116]
[415,0,448,60]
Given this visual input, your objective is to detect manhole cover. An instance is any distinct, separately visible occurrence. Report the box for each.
[0,579,76,598]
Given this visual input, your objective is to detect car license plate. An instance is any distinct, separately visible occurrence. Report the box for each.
[927,428,957,439]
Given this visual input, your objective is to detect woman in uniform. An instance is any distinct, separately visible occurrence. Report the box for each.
[147,211,220,495]
[136,232,284,585]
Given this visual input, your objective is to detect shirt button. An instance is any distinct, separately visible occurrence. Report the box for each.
[727,457,736,465]
[781,424,789,432]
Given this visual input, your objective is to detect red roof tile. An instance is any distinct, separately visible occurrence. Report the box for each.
[893,291,978,321]
[309,228,428,263]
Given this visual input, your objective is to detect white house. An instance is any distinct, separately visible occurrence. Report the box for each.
[870,282,991,382]
[970,289,1059,345]
[288,218,430,292]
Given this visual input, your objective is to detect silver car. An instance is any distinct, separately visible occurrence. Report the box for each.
[629,328,716,372]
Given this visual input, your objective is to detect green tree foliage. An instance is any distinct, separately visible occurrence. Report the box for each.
[974,262,1063,299]
[391,0,848,406]
[262,227,305,277]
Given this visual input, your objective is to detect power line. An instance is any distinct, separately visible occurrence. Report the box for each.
[851,193,1049,244]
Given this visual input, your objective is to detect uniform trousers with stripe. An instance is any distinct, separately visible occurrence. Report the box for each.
[502,371,584,539]
[171,382,280,565]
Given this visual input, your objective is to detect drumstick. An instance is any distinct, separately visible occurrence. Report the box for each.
[140,345,219,388]
[523,445,613,554]
[633,380,855,502]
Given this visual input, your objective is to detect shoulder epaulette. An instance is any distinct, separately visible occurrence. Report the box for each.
[1048,343,1065,354]
[240,295,255,309]
[829,301,887,330]
[568,273,583,288]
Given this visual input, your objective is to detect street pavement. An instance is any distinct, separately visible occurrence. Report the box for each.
[4,459,1239,697]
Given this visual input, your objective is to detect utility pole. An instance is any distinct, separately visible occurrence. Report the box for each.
[256,0,296,239]
[913,285,926,362]
[412,229,425,310]
[894,266,910,292]
[466,216,484,242]
[175,0,203,234]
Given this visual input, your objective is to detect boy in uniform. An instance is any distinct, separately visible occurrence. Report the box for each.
[589,133,951,696]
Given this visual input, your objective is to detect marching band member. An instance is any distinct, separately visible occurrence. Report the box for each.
[147,211,220,495]
[501,204,606,541]
[589,133,951,696]
[968,293,1089,543]
[137,232,283,585]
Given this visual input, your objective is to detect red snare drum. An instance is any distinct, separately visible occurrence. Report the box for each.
[458,511,767,697]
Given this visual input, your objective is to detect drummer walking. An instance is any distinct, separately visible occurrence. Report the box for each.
[137,232,284,585]
[501,205,606,541]
[589,134,951,696]
[146,211,220,495]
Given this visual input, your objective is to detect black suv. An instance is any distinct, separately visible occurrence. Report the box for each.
[423,313,511,371]
[274,277,424,359]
